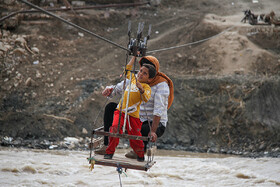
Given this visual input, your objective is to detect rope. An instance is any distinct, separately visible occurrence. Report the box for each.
[89,60,127,159]
[117,53,130,133]
[137,73,154,164]
[118,171,122,187]
[142,97,154,163]
[116,165,127,177]
[88,157,97,171]
[146,26,235,53]
[116,163,128,187]
[88,23,130,158]
[18,0,129,52]
[89,93,111,158]
[122,57,138,133]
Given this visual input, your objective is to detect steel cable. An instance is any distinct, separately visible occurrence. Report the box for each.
[17,1,235,56]
[147,26,235,54]
[18,0,129,52]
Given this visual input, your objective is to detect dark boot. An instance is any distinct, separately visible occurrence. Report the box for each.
[104,154,114,159]
[137,156,145,162]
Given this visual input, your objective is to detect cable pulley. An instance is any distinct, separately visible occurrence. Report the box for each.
[127,22,152,57]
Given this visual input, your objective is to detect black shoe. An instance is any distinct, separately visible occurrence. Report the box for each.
[104,154,113,159]
[137,156,145,162]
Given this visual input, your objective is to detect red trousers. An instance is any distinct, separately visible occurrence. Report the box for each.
[106,110,144,158]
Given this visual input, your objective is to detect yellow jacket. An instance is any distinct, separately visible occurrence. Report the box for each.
[117,65,151,118]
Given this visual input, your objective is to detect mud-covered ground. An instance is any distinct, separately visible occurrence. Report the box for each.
[1,0,280,157]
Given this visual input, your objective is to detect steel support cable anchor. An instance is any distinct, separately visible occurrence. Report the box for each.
[18,0,129,52]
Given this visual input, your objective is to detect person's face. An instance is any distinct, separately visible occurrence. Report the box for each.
[137,66,151,83]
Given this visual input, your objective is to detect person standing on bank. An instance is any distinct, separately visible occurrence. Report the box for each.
[100,55,174,159]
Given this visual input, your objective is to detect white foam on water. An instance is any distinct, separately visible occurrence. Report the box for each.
[0,148,279,187]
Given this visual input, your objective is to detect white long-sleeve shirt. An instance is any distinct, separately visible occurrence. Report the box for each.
[108,80,169,127]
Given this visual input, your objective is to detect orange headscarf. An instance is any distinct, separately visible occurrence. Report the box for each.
[139,56,174,109]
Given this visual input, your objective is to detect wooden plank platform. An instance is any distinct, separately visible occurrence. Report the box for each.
[93,130,150,141]
[90,154,156,171]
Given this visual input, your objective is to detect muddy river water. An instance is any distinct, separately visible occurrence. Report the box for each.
[0,147,279,187]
